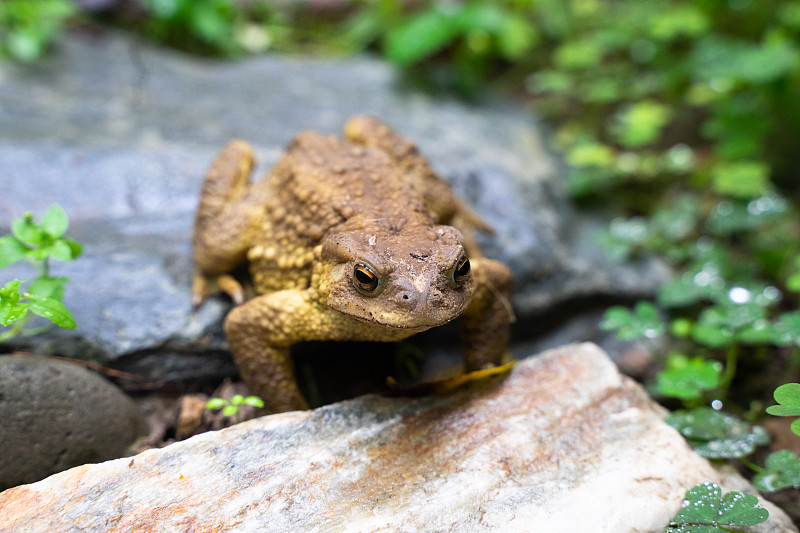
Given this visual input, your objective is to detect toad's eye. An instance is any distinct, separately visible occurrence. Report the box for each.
[454,255,471,284]
[353,263,379,293]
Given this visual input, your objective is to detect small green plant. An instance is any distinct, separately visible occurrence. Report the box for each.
[140,0,241,55]
[665,408,769,459]
[666,482,768,532]
[206,394,264,423]
[0,205,82,342]
[0,0,77,62]
[600,301,664,341]
[766,383,800,437]
[752,450,800,493]
[654,354,722,402]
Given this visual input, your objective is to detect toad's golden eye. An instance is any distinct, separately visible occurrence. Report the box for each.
[353,263,379,292]
[454,255,471,284]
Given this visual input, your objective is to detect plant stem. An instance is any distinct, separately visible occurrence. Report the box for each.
[718,343,739,401]
[0,311,31,343]
[738,456,765,474]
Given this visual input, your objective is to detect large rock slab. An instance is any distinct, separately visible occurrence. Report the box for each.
[0,30,665,382]
[0,343,793,532]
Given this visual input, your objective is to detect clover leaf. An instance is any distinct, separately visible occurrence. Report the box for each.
[666,482,768,532]
[691,300,771,348]
[600,301,664,340]
[765,383,800,437]
[654,354,721,400]
[752,450,800,492]
[666,407,769,458]
[771,313,800,347]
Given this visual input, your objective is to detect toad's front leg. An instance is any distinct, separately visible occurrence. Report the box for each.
[224,289,388,413]
[459,257,514,371]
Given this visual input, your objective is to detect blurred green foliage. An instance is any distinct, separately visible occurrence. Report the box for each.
[0,0,76,61]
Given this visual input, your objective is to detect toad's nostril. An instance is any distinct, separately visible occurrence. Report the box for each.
[395,291,416,308]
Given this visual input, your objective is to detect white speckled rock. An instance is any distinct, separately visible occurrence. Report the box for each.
[0,343,794,532]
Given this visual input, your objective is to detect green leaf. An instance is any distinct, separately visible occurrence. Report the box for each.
[496,14,537,59]
[667,482,769,532]
[710,161,770,199]
[63,238,83,260]
[384,6,460,66]
[600,301,664,341]
[45,240,74,262]
[752,450,800,492]
[0,280,27,326]
[566,142,616,168]
[206,397,228,410]
[766,383,800,417]
[0,235,27,268]
[649,5,709,41]
[736,319,775,345]
[692,301,769,348]
[28,277,67,300]
[230,394,245,405]
[718,491,770,525]
[691,35,798,84]
[666,407,769,458]
[706,194,789,235]
[596,216,649,261]
[692,309,734,348]
[222,404,238,417]
[41,204,69,238]
[11,214,44,247]
[6,28,47,62]
[242,396,264,408]
[0,302,28,327]
[658,273,715,308]
[0,279,21,300]
[526,70,572,94]
[654,354,721,400]
[554,38,604,69]
[610,100,672,148]
[786,254,800,292]
[189,2,230,46]
[27,296,76,329]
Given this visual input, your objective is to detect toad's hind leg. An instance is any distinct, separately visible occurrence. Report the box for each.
[459,257,514,371]
[192,140,258,305]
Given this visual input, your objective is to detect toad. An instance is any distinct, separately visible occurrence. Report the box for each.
[192,115,512,413]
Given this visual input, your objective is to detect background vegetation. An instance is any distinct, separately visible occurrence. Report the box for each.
[2,0,799,523]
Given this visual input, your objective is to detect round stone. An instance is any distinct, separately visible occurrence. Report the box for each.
[0,354,146,490]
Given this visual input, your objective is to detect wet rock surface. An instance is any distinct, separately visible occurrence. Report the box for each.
[0,354,146,490]
[0,30,666,384]
[0,344,794,532]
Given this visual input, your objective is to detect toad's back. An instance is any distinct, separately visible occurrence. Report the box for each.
[246,132,435,293]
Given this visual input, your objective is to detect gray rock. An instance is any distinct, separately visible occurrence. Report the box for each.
[0,29,665,382]
[0,344,793,532]
[0,354,146,490]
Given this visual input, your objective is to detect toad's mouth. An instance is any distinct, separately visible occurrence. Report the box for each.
[350,313,455,332]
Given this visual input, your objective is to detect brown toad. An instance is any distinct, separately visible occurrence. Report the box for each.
[192,115,512,413]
